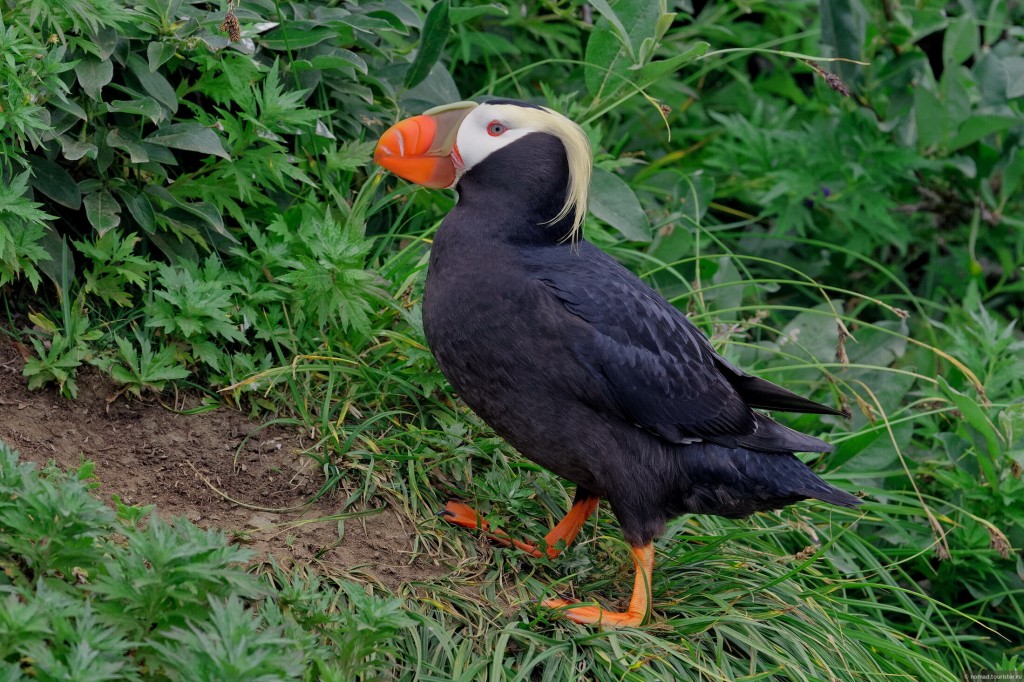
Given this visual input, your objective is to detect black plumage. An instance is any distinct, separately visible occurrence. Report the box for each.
[378,101,861,625]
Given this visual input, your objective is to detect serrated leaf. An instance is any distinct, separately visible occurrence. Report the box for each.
[588,167,651,241]
[28,156,81,210]
[83,191,122,235]
[405,1,450,89]
[145,123,230,159]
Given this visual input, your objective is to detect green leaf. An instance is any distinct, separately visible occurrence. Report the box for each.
[259,24,335,50]
[127,55,178,113]
[83,191,121,235]
[75,57,113,100]
[147,41,177,72]
[107,96,165,124]
[914,86,946,149]
[405,1,451,89]
[938,376,1001,485]
[292,51,368,75]
[819,0,867,84]
[949,115,1020,151]
[450,4,507,24]
[28,156,81,210]
[634,41,710,87]
[943,15,979,66]
[584,1,674,98]
[589,0,635,61]
[124,192,156,233]
[60,138,98,161]
[145,123,230,159]
[588,167,651,241]
[1004,56,1024,99]
[106,130,150,164]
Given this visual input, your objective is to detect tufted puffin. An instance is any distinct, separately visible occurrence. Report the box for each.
[374,99,861,627]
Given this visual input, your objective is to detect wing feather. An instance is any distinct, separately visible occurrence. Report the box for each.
[528,244,838,454]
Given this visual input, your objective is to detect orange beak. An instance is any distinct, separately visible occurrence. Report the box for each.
[374,102,478,188]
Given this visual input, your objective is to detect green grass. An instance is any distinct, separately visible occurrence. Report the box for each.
[0,439,975,681]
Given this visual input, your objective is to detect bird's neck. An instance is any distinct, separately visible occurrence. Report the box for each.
[448,132,578,247]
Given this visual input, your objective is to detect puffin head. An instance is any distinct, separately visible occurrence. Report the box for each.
[374,100,592,239]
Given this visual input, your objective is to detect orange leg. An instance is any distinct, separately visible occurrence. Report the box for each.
[442,496,599,559]
[542,543,654,627]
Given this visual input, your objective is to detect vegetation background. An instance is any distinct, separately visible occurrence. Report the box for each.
[1,0,1022,679]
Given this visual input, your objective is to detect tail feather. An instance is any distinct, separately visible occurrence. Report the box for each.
[672,443,862,519]
[716,357,849,417]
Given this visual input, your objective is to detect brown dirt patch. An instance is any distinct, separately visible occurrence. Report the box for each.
[0,336,441,589]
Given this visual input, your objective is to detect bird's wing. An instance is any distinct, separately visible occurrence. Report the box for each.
[530,245,837,454]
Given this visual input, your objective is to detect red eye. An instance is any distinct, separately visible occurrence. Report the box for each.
[487,121,507,136]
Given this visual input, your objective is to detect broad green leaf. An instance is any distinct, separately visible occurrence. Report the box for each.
[92,26,118,60]
[584,0,673,98]
[1004,56,1024,99]
[292,51,368,75]
[107,129,150,164]
[914,86,946,149]
[145,123,230,159]
[76,57,113,100]
[999,147,1024,209]
[123,192,156,233]
[401,63,460,111]
[634,41,710,87]
[127,55,178,113]
[405,1,450,89]
[588,167,651,241]
[999,403,1024,468]
[973,51,1010,106]
[819,0,867,85]
[83,191,122,235]
[59,138,98,161]
[943,15,979,66]
[259,24,335,49]
[28,156,81,210]
[450,4,507,24]
[585,25,626,98]
[146,186,229,238]
[107,97,165,124]
[589,0,635,60]
[949,115,1020,151]
[938,376,1001,485]
[147,41,177,72]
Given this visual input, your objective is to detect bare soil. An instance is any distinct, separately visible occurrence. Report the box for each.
[0,336,441,589]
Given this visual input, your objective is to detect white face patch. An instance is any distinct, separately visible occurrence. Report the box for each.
[453,104,535,179]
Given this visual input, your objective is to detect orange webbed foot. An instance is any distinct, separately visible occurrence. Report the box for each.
[541,597,646,627]
[440,500,488,530]
[541,543,654,627]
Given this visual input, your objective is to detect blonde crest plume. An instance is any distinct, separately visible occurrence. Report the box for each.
[500,105,592,241]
